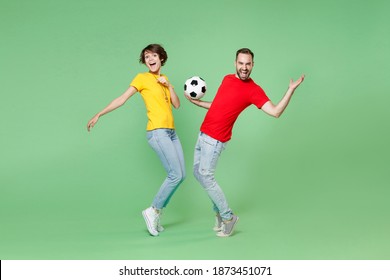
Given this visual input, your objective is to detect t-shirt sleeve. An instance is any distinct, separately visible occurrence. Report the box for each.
[130,73,143,92]
[252,86,270,109]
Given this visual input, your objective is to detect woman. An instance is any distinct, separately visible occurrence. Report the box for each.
[87,44,185,236]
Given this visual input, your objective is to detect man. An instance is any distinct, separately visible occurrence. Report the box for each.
[186,48,305,237]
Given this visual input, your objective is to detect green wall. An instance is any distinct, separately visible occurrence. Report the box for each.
[1,0,389,259]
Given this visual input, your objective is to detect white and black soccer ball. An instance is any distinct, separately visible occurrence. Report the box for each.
[184,76,207,99]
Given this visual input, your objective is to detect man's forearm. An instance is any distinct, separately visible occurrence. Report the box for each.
[273,87,295,118]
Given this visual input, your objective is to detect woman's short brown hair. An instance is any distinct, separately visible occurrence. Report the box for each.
[139,44,168,66]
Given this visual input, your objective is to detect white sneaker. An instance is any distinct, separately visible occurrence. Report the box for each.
[157,210,164,232]
[142,207,159,236]
[213,213,223,232]
[216,215,239,237]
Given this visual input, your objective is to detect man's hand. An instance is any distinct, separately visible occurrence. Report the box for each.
[184,94,211,109]
[289,74,305,90]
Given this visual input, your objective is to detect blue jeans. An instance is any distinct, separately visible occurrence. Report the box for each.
[147,129,186,210]
[193,132,233,221]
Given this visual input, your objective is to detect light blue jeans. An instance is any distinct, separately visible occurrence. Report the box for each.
[193,132,233,221]
[147,129,186,210]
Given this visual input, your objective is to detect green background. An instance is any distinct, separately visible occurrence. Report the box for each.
[1,0,389,259]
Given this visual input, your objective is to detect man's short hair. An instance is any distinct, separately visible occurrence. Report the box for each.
[236,48,254,60]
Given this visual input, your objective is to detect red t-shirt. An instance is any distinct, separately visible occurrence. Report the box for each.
[200,74,269,142]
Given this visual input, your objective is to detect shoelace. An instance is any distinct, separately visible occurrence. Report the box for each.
[152,214,158,228]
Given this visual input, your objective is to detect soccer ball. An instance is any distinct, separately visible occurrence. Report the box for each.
[184,76,207,99]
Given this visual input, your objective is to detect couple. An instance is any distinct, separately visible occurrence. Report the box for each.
[87,44,305,237]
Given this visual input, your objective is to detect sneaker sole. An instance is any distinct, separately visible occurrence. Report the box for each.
[142,210,159,236]
[216,216,239,237]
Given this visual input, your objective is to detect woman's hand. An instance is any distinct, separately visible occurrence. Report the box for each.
[87,114,100,131]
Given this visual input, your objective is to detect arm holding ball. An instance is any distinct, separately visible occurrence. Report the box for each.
[184,94,212,109]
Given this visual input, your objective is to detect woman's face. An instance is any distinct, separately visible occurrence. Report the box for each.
[144,51,162,74]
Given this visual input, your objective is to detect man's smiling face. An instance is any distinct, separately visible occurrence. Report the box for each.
[235,53,254,81]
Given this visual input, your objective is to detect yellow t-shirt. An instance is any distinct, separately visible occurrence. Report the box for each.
[130,72,175,131]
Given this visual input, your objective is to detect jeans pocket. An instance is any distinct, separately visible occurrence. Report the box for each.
[201,135,218,147]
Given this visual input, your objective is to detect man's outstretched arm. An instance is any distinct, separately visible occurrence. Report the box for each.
[261,75,305,118]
